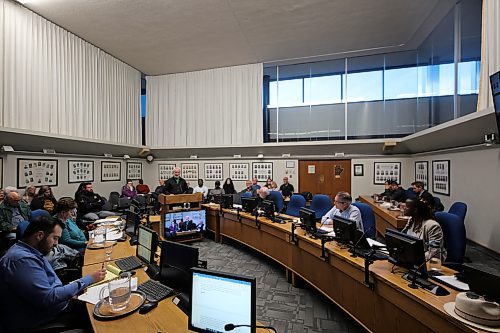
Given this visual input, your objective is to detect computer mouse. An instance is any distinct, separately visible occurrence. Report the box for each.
[139,302,158,314]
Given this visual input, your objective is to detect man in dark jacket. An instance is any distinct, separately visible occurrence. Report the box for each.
[76,183,114,220]
[0,189,31,254]
[387,180,407,203]
[411,181,437,210]
[163,167,188,195]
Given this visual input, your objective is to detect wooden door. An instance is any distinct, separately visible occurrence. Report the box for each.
[299,160,351,201]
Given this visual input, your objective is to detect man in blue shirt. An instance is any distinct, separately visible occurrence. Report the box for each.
[321,191,363,232]
[0,216,105,332]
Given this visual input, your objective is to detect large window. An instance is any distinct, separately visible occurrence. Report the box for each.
[264,0,481,142]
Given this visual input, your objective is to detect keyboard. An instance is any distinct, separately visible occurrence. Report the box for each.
[115,256,143,271]
[138,279,174,302]
[403,273,450,296]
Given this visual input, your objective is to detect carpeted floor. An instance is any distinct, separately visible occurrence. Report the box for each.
[190,236,500,333]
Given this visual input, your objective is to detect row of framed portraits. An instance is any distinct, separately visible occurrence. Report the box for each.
[353,160,451,196]
[16,159,145,188]
[157,162,274,182]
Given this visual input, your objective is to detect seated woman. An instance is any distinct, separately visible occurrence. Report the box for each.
[30,186,58,215]
[222,178,236,194]
[22,185,37,204]
[55,197,87,253]
[402,197,447,261]
[121,179,137,199]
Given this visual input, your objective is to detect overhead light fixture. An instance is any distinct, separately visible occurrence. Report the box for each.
[233,154,242,158]
[1,145,14,152]
[42,148,56,154]
[103,153,113,157]
[334,152,345,157]
[382,141,397,152]
[190,155,198,159]
[257,154,264,159]
[146,154,155,163]
[138,148,151,157]
[282,153,291,158]
[123,154,131,160]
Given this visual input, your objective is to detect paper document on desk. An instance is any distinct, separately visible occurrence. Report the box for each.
[366,238,389,254]
[433,275,469,291]
[104,229,123,241]
[318,226,335,237]
[78,277,138,304]
[94,217,120,224]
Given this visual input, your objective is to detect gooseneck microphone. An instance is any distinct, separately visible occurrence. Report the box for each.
[224,323,278,333]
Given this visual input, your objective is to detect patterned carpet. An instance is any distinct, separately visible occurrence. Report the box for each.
[191,238,366,333]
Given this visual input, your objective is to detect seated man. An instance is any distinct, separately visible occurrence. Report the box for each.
[387,180,407,203]
[279,177,294,199]
[239,180,257,197]
[76,182,115,221]
[0,189,31,252]
[321,191,363,231]
[163,167,188,195]
[136,179,150,194]
[411,181,436,211]
[193,179,209,198]
[251,177,261,191]
[0,216,105,332]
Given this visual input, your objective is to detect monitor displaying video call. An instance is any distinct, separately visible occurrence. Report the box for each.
[163,210,206,238]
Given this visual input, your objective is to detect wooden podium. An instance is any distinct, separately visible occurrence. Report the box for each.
[158,193,204,243]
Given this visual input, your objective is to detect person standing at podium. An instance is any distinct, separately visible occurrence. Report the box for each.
[163,167,188,195]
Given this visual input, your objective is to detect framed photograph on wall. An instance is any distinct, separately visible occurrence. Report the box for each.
[373,162,401,185]
[181,163,199,180]
[229,163,249,181]
[252,162,273,182]
[127,162,142,180]
[415,161,429,189]
[158,163,176,180]
[68,160,94,183]
[204,163,223,181]
[101,161,121,182]
[17,159,58,188]
[432,160,450,196]
[353,164,364,176]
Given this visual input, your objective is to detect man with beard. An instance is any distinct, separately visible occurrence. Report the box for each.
[163,167,188,195]
[0,216,106,332]
[76,182,115,220]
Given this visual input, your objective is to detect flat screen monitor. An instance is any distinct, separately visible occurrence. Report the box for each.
[163,210,206,238]
[332,215,356,245]
[189,268,256,333]
[385,228,426,276]
[220,194,234,209]
[464,264,500,303]
[241,197,258,213]
[159,240,199,293]
[125,211,140,237]
[260,200,275,219]
[490,71,500,137]
[136,225,158,265]
[300,207,317,233]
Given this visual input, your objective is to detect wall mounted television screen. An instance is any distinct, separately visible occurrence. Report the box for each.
[164,210,206,238]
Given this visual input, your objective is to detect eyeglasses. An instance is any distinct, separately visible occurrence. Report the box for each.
[334,200,348,205]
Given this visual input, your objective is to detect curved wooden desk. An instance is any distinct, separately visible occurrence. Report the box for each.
[358,195,408,235]
[218,209,481,333]
[82,236,268,333]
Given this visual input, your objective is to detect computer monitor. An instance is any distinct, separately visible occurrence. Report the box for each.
[490,71,500,137]
[464,264,500,303]
[260,200,275,219]
[136,225,158,265]
[300,207,317,233]
[220,194,234,209]
[163,210,206,238]
[189,268,256,333]
[159,240,199,293]
[332,215,356,245]
[385,228,426,276]
[125,211,141,237]
[241,197,258,213]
